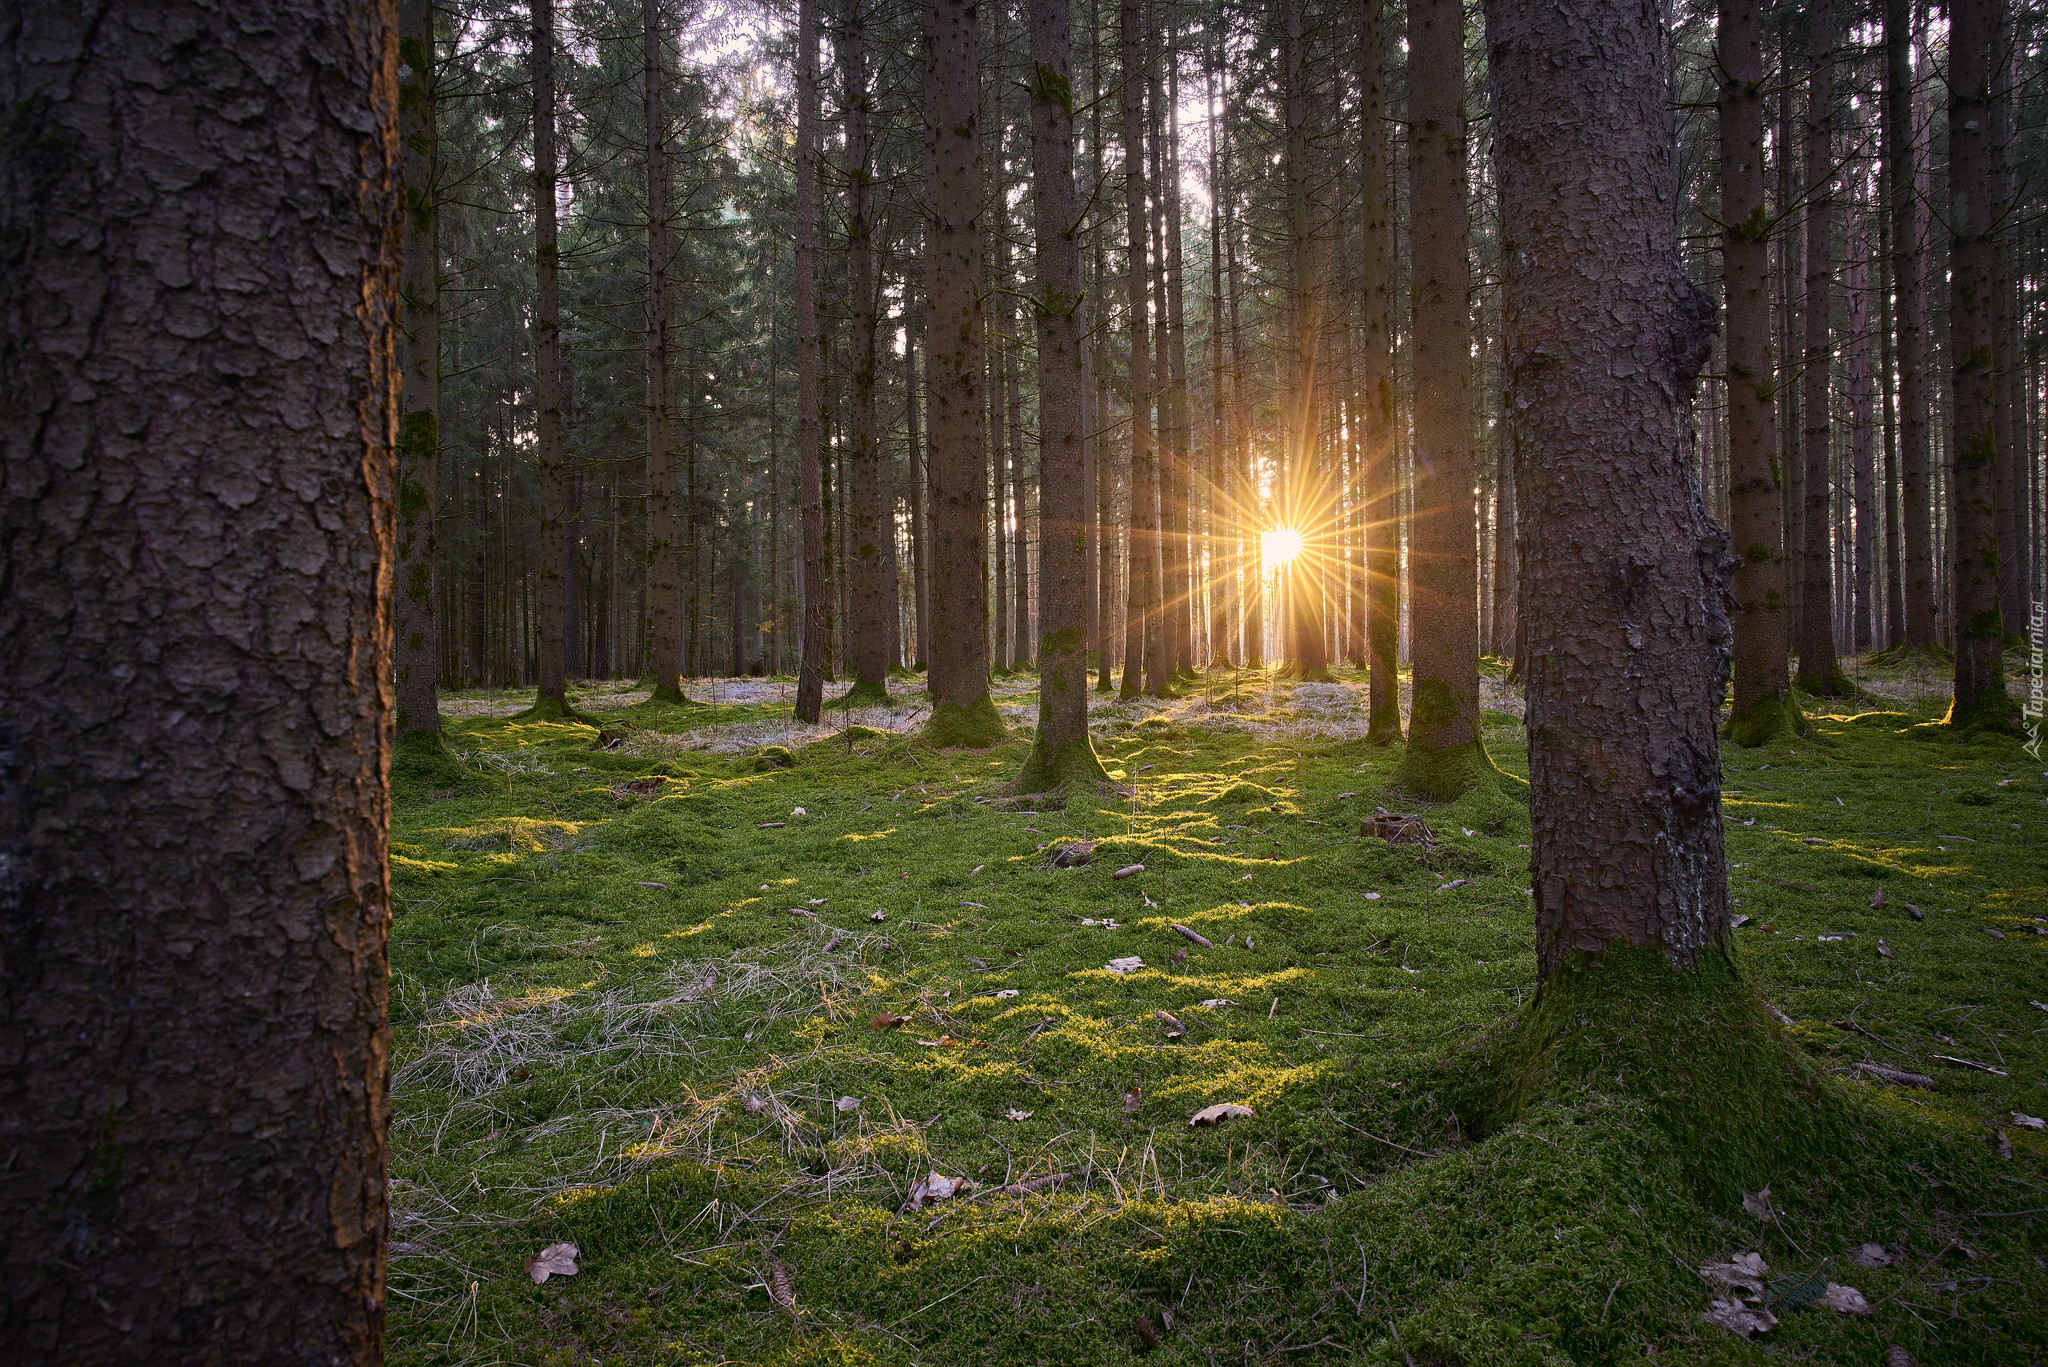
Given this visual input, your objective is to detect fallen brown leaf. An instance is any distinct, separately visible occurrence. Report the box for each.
[1188,1102,1254,1127]
[1849,1243,1896,1268]
[1700,1252,1769,1297]
[1005,1107,1032,1121]
[1122,1087,1142,1113]
[1700,1298,1776,1338]
[870,1012,910,1030]
[525,1242,579,1284]
[1814,1283,1871,1315]
[1742,1188,1774,1222]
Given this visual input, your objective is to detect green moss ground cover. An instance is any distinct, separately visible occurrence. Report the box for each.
[387,661,2046,1366]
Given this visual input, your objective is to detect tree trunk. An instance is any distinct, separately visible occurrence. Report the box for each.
[1119,0,1157,699]
[1991,23,2024,637]
[923,0,1002,744]
[0,3,398,1355]
[1485,0,1732,978]
[909,312,929,669]
[1878,156,1905,649]
[1359,0,1399,738]
[397,0,443,743]
[1020,0,1108,790]
[1887,0,1936,649]
[1397,0,1486,794]
[1280,0,1329,681]
[1720,0,1799,744]
[645,0,687,703]
[1795,0,1849,695]
[1206,40,1229,670]
[795,0,827,721]
[1160,4,1194,679]
[842,0,888,700]
[1946,0,2019,730]
[530,0,570,715]
[1848,216,1876,653]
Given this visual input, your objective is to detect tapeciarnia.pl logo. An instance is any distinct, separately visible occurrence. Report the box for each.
[2025,599,2045,760]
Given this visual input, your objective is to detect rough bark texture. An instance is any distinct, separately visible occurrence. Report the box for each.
[841,3,887,701]
[1281,0,1329,681]
[1119,0,1157,700]
[644,0,687,704]
[0,2,399,1357]
[530,0,569,713]
[1795,0,1848,696]
[1719,0,1799,746]
[795,0,827,723]
[1946,0,2019,731]
[923,0,1001,745]
[909,316,929,668]
[1847,228,1875,652]
[1359,0,1400,739]
[1886,0,1936,649]
[1019,0,1108,791]
[1397,0,1485,795]
[1486,0,1735,980]
[397,0,442,740]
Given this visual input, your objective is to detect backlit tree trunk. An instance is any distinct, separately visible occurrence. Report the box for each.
[795,0,827,722]
[1486,0,1734,978]
[0,2,399,1355]
[1886,0,1935,647]
[397,0,443,742]
[1397,0,1486,793]
[1946,0,2019,730]
[842,0,888,701]
[1719,0,1799,745]
[1280,0,1328,680]
[645,0,688,704]
[1795,0,1849,695]
[923,0,1002,744]
[1020,0,1108,790]
[1359,0,1401,740]
[531,0,570,713]
[1119,0,1157,699]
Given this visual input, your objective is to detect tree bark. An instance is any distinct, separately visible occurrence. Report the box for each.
[0,3,398,1355]
[645,0,687,703]
[909,311,929,669]
[1795,0,1849,695]
[1398,0,1486,794]
[530,0,571,715]
[1886,0,1935,649]
[1358,0,1400,738]
[923,0,1001,744]
[1946,0,2019,730]
[1020,0,1108,790]
[1848,214,1876,653]
[1119,0,1157,699]
[842,0,888,700]
[397,0,443,742]
[1486,0,1733,979]
[1280,0,1329,680]
[1719,0,1799,744]
[795,0,827,721]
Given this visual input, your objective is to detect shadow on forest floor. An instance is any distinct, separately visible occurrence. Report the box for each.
[385,656,2046,1366]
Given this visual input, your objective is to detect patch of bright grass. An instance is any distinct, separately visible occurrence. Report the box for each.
[386,663,2046,1365]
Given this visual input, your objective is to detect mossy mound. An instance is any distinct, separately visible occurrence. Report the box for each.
[390,728,482,796]
[1015,734,1110,795]
[827,679,892,709]
[1865,641,1952,667]
[1203,780,1282,807]
[1943,686,2024,735]
[924,695,1006,748]
[750,744,795,771]
[510,691,605,727]
[1394,738,1510,802]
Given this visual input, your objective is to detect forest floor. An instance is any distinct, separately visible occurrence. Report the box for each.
[387,653,2044,1367]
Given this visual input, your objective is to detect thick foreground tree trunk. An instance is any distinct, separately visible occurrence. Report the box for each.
[1019,0,1108,791]
[795,0,828,722]
[841,1,888,703]
[1946,0,2019,731]
[1359,0,1402,741]
[1396,0,1487,795]
[1487,0,1735,979]
[530,0,572,716]
[397,0,444,744]
[1887,0,1937,650]
[0,3,399,1357]
[923,0,1002,744]
[1719,0,1800,745]
[645,0,688,705]
[1119,0,1158,700]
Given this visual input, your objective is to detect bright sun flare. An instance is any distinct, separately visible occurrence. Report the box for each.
[1263,527,1304,565]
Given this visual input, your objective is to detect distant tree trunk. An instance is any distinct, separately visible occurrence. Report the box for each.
[1119,0,1157,698]
[1720,0,1799,744]
[1795,0,1849,695]
[1878,167,1905,649]
[1160,4,1194,678]
[1397,0,1487,794]
[795,0,827,721]
[1226,111,1258,669]
[397,0,443,743]
[1358,0,1399,737]
[1946,0,2019,730]
[1280,0,1329,681]
[1206,41,1229,669]
[1847,218,1876,653]
[1009,313,1032,666]
[909,312,929,669]
[992,262,1011,668]
[1886,0,1934,648]
[923,0,1002,743]
[1020,0,1108,790]
[1486,0,1733,978]
[842,0,888,701]
[1991,22,2024,636]
[530,0,571,715]
[0,2,398,1356]
[644,0,687,703]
